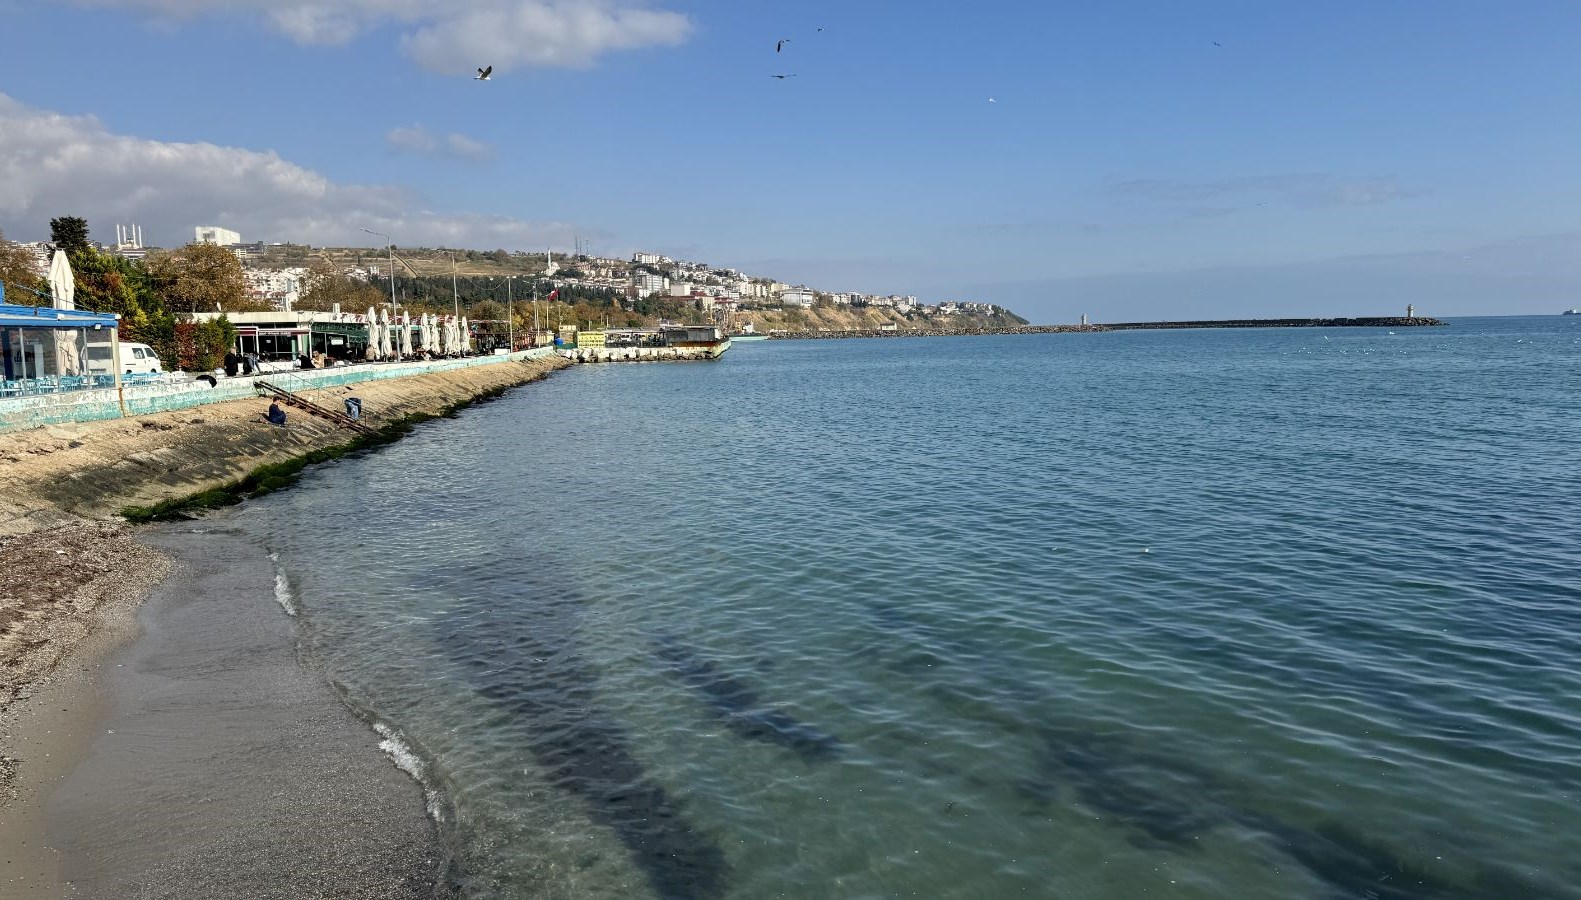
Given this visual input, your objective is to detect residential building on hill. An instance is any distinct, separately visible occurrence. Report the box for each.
[195,225,241,245]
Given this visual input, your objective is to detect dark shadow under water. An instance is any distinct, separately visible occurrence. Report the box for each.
[653,634,844,763]
[863,597,1551,899]
[436,586,728,900]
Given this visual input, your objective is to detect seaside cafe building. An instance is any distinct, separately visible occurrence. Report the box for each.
[0,300,125,396]
[186,309,377,362]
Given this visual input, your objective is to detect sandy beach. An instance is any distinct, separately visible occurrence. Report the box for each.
[0,356,568,898]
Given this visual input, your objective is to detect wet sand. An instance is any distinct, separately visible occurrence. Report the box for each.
[37,524,451,899]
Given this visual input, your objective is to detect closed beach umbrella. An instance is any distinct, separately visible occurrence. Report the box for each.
[460,316,471,353]
[48,250,83,376]
[399,313,412,357]
[365,307,380,360]
[379,308,392,359]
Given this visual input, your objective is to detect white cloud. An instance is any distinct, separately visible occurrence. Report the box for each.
[402,2,691,71]
[385,124,494,161]
[73,0,692,70]
[0,92,577,249]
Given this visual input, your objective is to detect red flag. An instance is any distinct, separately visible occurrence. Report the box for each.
[547,289,560,302]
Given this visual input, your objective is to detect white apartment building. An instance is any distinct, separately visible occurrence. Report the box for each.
[779,289,816,308]
[669,281,694,298]
[15,242,52,279]
[195,225,242,245]
[632,272,669,298]
[632,252,662,265]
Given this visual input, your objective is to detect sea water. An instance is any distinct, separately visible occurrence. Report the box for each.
[235,317,1581,898]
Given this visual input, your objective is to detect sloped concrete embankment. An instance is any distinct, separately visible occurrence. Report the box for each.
[0,353,571,533]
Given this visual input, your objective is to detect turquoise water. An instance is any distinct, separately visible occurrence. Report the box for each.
[239,317,1581,898]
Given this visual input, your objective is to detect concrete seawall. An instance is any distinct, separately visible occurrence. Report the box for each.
[0,348,562,433]
[0,351,572,534]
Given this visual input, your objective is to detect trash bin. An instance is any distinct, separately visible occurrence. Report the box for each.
[344,397,362,421]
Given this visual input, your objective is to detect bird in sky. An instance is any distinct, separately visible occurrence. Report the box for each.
[475,65,492,81]
[1212,41,1221,46]
[771,74,797,79]
[988,97,996,103]
[777,39,790,52]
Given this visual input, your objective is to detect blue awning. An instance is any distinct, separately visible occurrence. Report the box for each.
[0,303,120,331]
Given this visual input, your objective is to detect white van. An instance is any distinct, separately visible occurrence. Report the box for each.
[85,342,162,375]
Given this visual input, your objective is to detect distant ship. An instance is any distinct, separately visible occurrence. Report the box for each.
[1565,309,1580,315]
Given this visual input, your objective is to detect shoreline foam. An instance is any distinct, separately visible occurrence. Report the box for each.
[40,525,453,898]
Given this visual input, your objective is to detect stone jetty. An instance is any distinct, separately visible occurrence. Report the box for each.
[1099,316,1443,330]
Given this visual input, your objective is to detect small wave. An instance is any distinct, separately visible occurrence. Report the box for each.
[374,721,445,823]
[270,556,299,617]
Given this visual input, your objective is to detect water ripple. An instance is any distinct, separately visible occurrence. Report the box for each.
[242,318,1580,898]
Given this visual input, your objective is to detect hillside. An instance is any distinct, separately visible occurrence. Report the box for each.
[252,244,1030,331]
[256,244,552,278]
[730,305,1028,333]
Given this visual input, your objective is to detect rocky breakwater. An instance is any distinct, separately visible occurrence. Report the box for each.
[1100,316,1444,330]
[766,324,1103,340]
[559,345,727,363]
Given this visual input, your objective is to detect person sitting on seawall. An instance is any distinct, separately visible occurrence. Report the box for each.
[298,353,314,370]
[260,401,287,426]
[223,350,240,378]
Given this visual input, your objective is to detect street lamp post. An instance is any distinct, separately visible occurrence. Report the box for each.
[506,275,515,353]
[361,228,398,360]
[447,251,461,321]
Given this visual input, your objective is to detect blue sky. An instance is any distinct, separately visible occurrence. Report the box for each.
[2,0,1580,322]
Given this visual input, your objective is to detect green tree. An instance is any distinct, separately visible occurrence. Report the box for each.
[174,315,237,371]
[468,299,506,322]
[145,242,254,313]
[296,258,386,312]
[49,216,91,255]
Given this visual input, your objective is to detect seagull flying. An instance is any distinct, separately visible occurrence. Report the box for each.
[776,38,790,52]
[988,97,996,103]
[771,74,797,79]
[475,65,492,81]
